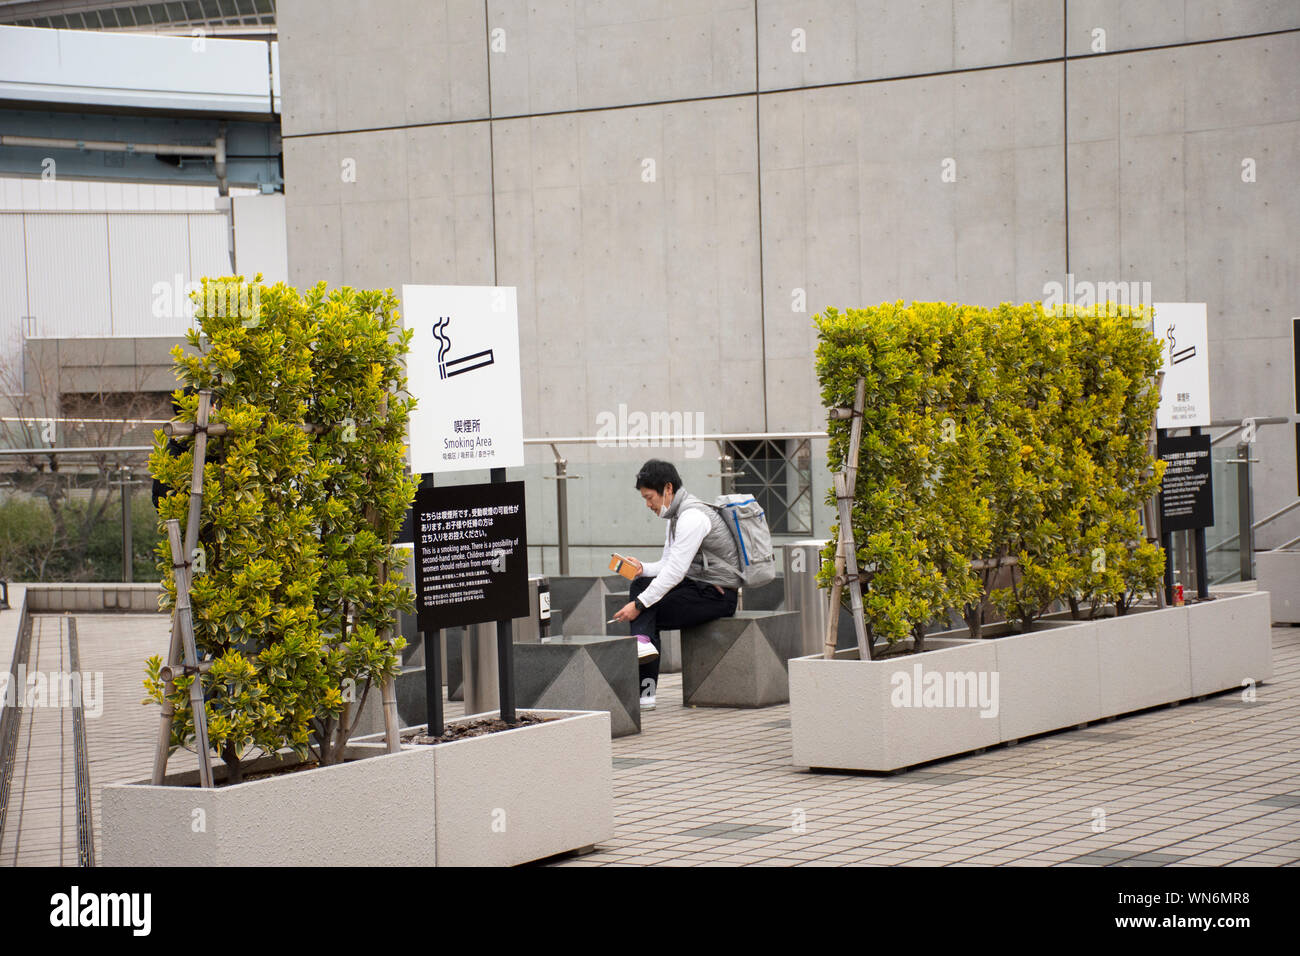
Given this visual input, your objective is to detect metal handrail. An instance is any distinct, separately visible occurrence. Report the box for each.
[524,431,828,572]
[0,446,155,456]
[1207,498,1300,553]
[7,419,1294,583]
[0,417,170,426]
[1197,415,1295,583]
[523,431,828,445]
[1207,416,1290,446]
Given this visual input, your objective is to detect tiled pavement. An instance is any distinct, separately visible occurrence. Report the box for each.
[1,615,77,867]
[2,614,197,866]
[78,614,200,858]
[549,624,1300,867]
[3,613,1297,867]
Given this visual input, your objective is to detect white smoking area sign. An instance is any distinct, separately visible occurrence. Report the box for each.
[402,284,525,475]
[1155,302,1212,430]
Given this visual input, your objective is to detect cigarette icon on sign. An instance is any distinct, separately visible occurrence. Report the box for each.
[1172,345,1196,365]
[434,316,496,380]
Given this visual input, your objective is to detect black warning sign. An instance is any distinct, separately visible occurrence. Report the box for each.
[1157,432,1214,533]
[413,480,529,631]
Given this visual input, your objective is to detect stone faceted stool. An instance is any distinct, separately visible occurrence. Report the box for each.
[548,575,610,637]
[514,635,641,737]
[354,635,640,738]
[444,626,466,700]
[681,610,801,708]
[348,664,437,738]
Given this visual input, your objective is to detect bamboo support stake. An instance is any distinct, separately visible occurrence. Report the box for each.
[833,472,872,659]
[159,660,213,682]
[151,389,213,785]
[165,421,326,438]
[166,519,215,788]
[163,421,229,438]
[823,378,866,658]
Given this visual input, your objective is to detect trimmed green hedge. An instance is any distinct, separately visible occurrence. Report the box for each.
[146,277,416,778]
[816,301,1165,646]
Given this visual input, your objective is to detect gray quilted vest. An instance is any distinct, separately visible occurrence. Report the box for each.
[665,491,744,589]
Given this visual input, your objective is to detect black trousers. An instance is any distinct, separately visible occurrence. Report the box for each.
[628,575,738,697]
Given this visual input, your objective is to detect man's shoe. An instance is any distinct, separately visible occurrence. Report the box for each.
[635,635,659,662]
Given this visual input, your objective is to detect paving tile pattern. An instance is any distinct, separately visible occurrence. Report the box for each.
[6,614,1298,868]
[1,613,195,866]
[549,624,1300,866]
[77,614,199,857]
[1,616,77,866]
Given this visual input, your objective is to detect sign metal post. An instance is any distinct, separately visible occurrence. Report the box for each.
[403,284,527,728]
[418,472,445,738]
[491,467,517,723]
[1154,304,1214,603]
[1157,430,1214,603]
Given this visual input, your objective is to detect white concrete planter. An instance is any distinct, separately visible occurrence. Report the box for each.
[791,639,1003,772]
[790,591,1272,772]
[354,708,614,867]
[1093,605,1192,716]
[104,709,613,866]
[102,748,438,866]
[1257,550,1300,623]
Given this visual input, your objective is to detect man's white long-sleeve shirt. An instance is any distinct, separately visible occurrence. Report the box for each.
[635,507,711,608]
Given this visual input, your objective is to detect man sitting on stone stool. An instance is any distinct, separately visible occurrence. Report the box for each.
[611,459,742,711]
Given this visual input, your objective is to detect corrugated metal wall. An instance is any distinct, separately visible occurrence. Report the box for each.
[0,213,27,382]
[0,210,231,365]
[23,213,112,338]
[108,214,194,337]
[187,215,232,292]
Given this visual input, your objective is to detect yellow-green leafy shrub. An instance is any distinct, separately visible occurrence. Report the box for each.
[146,277,415,781]
[816,300,1164,647]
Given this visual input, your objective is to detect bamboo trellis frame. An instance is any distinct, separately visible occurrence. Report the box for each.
[151,389,216,787]
[149,389,403,787]
[823,378,869,660]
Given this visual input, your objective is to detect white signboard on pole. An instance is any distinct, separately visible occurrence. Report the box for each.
[1155,302,1211,429]
[402,284,525,474]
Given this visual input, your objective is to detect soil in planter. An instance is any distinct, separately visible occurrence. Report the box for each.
[403,713,556,746]
[241,759,321,783]
[175,757,323,787]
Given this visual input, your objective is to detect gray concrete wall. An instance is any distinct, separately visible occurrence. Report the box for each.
[277,0,1300,568]
[20,337,181,401]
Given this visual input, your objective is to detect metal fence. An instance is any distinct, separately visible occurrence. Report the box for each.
[2,416,1293,588]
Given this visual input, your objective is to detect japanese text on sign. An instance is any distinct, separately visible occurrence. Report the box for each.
[413,481,529,630]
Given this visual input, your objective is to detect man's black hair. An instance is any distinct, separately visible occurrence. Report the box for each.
[634,459,682,495]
